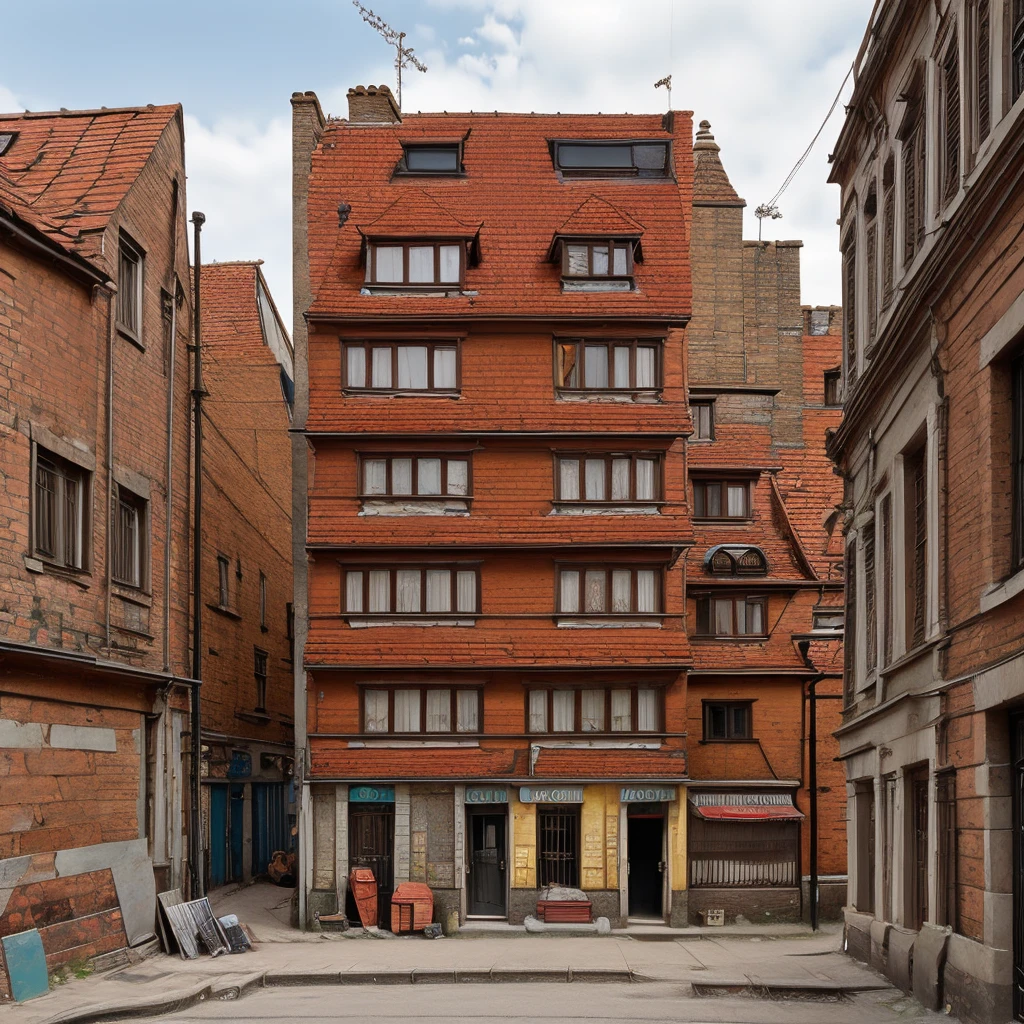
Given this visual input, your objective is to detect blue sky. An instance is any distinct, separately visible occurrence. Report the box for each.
[2,0,874,319]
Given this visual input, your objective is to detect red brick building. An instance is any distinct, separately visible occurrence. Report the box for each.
[828,1,1024,1020]
[0,106,194,988]
[684,123,846,923]
[292,86,695,928]
[198,262,295,890]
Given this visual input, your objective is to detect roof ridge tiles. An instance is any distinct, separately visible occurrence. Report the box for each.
[0,104,180,121]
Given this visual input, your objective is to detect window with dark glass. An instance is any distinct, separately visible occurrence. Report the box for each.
[361,686,481,733]
[942,36,961,202]
[344,341,459,392]
[254,648,268,713]
[695,594,767,637]
[691,400,714,440]
[344,566,479,615]
[882,157,896,308]
[865,187,878,345]
[900,90,926,264]
[557,566,661,615]
[553,140,669,178]
[560,238,634,279]
[34,450,87,570]
[360,454,471,499]
[904,442,928,649]
[703,701,753,741]
[973,0,991,146]
[400,144,461,174]
[112,486,146,588]
[537,806,580,887]
[217,554,230,608]
[117,234,144,340]
[554,453,660,503]
[259,571,268,631]
[824,369,842,406]
[692,479,751,519]
[527,686,661,733]
[554,339,661,392]
[1013,0,1024,102]
[842,229,857,387]
[364,241,464,287]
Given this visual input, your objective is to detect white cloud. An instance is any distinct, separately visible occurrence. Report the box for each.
[0,84,27,113]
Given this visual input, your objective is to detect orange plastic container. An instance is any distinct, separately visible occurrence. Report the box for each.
[390,882,434,933]
[349,867,378,928]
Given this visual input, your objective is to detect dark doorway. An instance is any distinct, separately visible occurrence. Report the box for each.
[628,814,665,919]
[468,811,507,917]
[1012,712,1024,1022]
[907,767,929,931]
[347,803,395,928]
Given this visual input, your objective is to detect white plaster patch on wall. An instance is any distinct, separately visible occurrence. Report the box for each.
[50,725,118,752]
[0,720,45,748]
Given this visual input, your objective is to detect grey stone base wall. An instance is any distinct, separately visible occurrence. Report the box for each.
[798,878,847,922]
[668,890,688,928]
[688,886,801,924]
[944,958,1013,1024]
[306,888,338,923]
[430,887,461,934]
[843,909,872,963]
[508,888,623,927]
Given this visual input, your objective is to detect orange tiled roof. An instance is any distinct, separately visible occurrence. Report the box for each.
[555,195,645,237]
[306,111,694,320]
[356,188,482,237]
[0,105,179,269]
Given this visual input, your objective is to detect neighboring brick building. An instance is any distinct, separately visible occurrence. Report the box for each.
[198,261,295,889]
[685,123,846,924]
[0,106,194,987]
[828,1,1024,1020]
[292,86,695,929]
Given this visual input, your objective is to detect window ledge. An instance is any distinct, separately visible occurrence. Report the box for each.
[549,504,661,516]
[692,635,768,642]
[28,557,91,588]
[208,603,242,621]
[236,710,271,725]
[359,499,470,517]
[692,517,755,526]
[979,566,1024,614]
[348,739,481,749]
[555,390,661,404]
[347,617,477,628]
[699,738,757,744]
[555,617,662,628]
[343,388,461,399]
[112,584,152,608]
[117,325,144,352]
[360,286,471,298]
[561,279,634,292]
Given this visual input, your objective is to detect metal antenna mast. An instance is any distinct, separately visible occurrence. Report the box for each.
[654,75,672,110]
[352,1,428,109]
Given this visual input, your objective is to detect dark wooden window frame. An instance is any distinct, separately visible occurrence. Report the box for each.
[116,231,144,344]
[552,451,664,505]
[254,647,269,713]
[217,554,231,609]
[1012,350,1024,572]
[555,564,664,617]
[941,33,962,203]
[694,592,769,638]
[865,186,878,346]
[691,400,715,440]
[824,369,843,406]
[702,700,754,742]
[972,0,992,151]
[343,564,482,617]
[1012,0,1024,103]
[33,448,89,572]
[559,237,636,280]
[692,478,754,521]
[259,570,268,631]
[882,157,896,309]
[342,339,462,394]
[359,684,483,735]
[854,780,876,913]
[904,442,928,650]
[899,83,927,266]
[842,226,858,387]
[357,451,474,501]
[552,139,671,179]
[112,484,148,589]
[553,337,663,393]
[525,684,664,735]
[936,768,958,929]
[364,239,466,289]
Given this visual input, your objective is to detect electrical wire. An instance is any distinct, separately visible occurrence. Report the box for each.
[765,61,855,210]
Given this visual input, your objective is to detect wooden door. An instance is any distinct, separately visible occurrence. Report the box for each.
[348,803,395,928]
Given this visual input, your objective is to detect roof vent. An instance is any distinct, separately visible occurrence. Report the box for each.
[347,85,401,125]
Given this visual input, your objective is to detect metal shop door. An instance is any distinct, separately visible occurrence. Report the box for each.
[468,811,507,917]
[251,782,289,877]
[1013,712,1024,1022]
[348,803,395,928]
[627,811,665,919]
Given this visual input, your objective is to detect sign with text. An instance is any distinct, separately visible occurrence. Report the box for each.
[620,786,676,803]
[518,786,584,804]
[349,785,395,803]
[465,786,508,804]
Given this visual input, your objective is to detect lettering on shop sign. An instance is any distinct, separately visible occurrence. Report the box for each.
[465,787,507,804]
[518,786,584,804]
[620,786,675,803]
[349,785,395,803]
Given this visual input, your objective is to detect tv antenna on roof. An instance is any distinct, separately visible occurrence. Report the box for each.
[352,2,428,110]
[654,75,672,109]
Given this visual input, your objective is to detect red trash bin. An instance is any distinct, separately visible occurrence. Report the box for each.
[349,867,378,928]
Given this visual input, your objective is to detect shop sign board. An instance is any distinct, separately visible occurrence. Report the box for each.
[349,784,395,803]
[620,786,676,803]
[518,786,583,804]
[465,786,508,804]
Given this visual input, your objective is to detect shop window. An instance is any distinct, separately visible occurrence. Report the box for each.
[554,453,660,503]
[361,687,481,734]
[694,594,767,637]
[702,701,752,741]
[554,339,661,393]
[344,566,479,616]
[344,341,459,393]
[688,815,798,887]
[526,686,660,734]
[692,479,751,519]
[537,806,580,887]
[360,454,471,499]
[557,566,661,616]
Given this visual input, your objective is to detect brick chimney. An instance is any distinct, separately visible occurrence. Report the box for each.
[347,85,401,124]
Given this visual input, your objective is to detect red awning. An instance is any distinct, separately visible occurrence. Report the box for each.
[693,804,804,821]
[688,791,805,821]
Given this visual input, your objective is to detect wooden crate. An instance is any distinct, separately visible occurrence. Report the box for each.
[536,899,591,924]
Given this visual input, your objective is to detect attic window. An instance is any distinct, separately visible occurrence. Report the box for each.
[704,545,769,577]
[0,132,16,157]
[365,240,464,289]
[554,141,669,178]
[558,237,637,292]
[395,143,463,177]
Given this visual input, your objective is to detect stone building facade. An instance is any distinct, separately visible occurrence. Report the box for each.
[827,1,1024,1019]
[0,106,194,990]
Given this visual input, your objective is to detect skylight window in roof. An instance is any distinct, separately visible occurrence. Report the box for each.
[397,143,463,176]
[554,141,669,178]
[0,132,17,156]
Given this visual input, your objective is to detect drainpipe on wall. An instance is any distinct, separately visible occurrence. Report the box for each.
[189,211,206,898]
[163,179,180,673]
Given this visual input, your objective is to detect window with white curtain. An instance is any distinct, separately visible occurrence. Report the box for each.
[557,567,661,614]
[344,567,480,615]
[360,454,472,499]
[527,686,661,733]
[555,339,661,391]
[365,241,463,286]
[344,342,459,392]
[693,480,752,519]
[361,687,482,734]
[555,454,660,503]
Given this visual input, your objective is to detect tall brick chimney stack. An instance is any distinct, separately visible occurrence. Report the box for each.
[346,85,402,124]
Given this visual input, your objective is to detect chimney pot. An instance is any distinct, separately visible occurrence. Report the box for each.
[346,84,402,124]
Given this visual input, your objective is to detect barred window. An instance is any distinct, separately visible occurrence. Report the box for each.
[112,486,146,588]
[538,806,580,887]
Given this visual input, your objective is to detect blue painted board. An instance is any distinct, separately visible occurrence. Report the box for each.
[1,928,49,1002]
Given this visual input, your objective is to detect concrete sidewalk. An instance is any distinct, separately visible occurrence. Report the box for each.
[3,920,897,1024]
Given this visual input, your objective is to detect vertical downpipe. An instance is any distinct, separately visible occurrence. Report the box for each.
[808,677,820,931]
[163,179,180,673]
[189,211,206,897]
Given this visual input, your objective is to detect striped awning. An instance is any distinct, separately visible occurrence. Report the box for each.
[688,791,804,821]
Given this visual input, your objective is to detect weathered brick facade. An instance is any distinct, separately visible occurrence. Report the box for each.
[0,106,193,992]
[828,2,1024,1020]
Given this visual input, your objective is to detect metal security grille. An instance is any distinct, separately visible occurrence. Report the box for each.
[688,816,798,888]
[112,493,139,586]
[538,806,579,887]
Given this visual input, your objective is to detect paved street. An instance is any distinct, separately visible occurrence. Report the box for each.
[129,982,948,1024]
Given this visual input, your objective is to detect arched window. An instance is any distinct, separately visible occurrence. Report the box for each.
[703,545,768,577]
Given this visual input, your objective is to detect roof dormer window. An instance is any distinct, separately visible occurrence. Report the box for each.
[555,237,638,292]
[365,240,464,289]
[553,140,670,178]
[400,143,461,175]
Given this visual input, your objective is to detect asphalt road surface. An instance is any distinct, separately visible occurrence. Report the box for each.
[132,982,951,1023]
